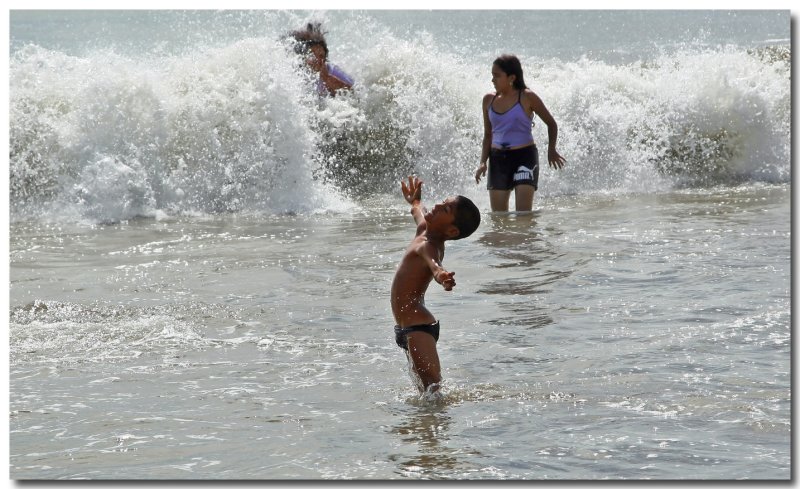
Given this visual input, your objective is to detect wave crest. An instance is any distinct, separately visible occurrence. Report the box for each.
[10,35,789,223]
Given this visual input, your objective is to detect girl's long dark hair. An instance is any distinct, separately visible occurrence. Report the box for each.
[493,54,527,90]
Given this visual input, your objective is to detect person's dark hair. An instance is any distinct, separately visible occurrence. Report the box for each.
[493,54,527,90]
[290,22,329,59]
[452,196,481,240]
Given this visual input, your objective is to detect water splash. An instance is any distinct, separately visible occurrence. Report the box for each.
[10,15,789,223]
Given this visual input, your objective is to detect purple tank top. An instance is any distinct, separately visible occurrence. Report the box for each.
[488,91,534,148]
[316,63,355,96]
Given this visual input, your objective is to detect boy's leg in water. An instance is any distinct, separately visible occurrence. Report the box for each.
[405,331,442,393]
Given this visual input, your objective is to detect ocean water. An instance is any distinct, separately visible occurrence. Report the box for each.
[8,10,791,480]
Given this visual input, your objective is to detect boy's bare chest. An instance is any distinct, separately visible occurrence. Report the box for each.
[409,236,444,260]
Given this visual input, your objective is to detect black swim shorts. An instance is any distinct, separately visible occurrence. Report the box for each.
[487,144,539,191]
[394,321,440,350]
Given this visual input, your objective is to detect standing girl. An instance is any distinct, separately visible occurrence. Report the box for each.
[475,54,565,211]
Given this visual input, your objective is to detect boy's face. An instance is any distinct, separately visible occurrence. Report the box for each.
[424,197,460,238]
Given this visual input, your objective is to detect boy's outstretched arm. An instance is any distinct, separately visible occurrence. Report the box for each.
[401,176,427,231]
[418,241,456,291]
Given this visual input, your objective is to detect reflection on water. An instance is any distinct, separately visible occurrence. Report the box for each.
[476,211,568,331]
[388,405,464,478]
[485,306,553,330]
[478,211,566,272]
[478,212,541,253]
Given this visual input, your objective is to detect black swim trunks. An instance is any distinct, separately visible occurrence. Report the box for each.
[487,144,539,191]
[394,321,440,350]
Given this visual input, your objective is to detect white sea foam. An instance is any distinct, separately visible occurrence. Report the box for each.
[9,12,790,224]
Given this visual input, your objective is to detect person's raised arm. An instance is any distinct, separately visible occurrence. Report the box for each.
[401,176,427,233]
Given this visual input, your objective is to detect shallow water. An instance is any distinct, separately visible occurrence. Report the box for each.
[9,8,791,481]
[9,184,790,479]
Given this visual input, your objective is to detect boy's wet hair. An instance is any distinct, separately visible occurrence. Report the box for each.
[452,196,481,240]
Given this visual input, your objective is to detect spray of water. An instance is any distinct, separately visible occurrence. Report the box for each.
[9,14,789,224]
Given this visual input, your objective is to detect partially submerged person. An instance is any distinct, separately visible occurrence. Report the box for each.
[474,54,566,212]
[391,176,480,396]
[289,23,354,97]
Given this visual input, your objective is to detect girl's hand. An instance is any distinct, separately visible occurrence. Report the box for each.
[548,147,566,169]
[475,162,487,184]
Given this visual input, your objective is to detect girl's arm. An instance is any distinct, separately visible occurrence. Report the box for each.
[525,91,566,169]
[475,94,494,183]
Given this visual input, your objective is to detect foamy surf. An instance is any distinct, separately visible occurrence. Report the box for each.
[10,15,789,224]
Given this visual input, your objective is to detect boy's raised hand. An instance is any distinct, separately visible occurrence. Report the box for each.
[401,176,422,205]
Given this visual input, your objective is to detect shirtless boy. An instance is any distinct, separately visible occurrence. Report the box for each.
[391,176,481,394]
